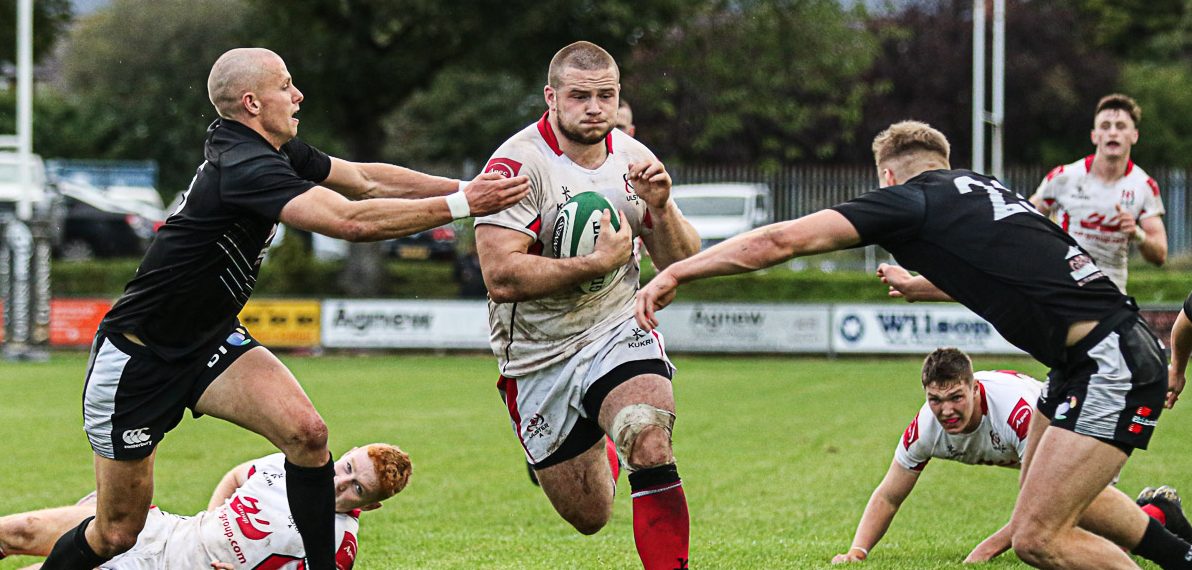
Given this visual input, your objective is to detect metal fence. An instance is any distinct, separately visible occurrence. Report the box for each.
[666,163,1192,256]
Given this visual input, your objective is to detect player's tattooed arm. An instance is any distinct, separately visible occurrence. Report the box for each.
[876,264,954,302]
[207,461,254,511]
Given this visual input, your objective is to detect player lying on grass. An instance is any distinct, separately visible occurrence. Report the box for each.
[0,444,410,569]
[832,348,1192,564]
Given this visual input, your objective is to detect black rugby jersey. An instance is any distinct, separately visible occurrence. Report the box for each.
[831,169,1129,368]
[101,119,331,361]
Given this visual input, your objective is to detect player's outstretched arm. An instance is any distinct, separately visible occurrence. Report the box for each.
[207,461,254,511]
[1168,308,1192,409]
[477,209,633,303]
[876,263,954,302]
[636,210,860,331]
[964,522,1012,563]
[321,157,462,200]
[279,174,529,242]
[629,159,700,269]
[831,461,921,564]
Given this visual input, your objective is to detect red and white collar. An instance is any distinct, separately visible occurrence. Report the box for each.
[536,111,614,157]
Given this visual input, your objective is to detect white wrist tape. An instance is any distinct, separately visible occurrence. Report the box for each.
[446,184,471,220]
[1132,226,1147,243]
[849,546,869,556]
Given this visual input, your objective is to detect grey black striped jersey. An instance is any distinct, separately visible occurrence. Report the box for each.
[101,119,331,361]
[831,169,1130,368]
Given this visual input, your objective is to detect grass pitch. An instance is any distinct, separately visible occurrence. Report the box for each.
[1,352,1185,569]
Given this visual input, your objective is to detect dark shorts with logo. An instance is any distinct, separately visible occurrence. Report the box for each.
[1037,311,1167,452]
[82,324,261,460]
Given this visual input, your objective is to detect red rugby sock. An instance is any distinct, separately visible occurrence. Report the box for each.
[1142,503,1168,526]
[629,465,689,570]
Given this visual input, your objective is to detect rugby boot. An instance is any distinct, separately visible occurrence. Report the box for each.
[1142,486,1192,543]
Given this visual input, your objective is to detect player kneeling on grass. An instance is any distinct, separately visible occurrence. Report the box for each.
[0,444,410,570]
[832,348,1192,564]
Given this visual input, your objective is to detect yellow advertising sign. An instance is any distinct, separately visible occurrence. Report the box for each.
[238,299,321,348]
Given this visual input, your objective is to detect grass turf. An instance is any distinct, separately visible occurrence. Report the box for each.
[0,353,1185,569]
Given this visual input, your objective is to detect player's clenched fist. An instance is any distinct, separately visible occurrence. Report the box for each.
[627,158,672,209]
[590,209,633,273]
[462,172,531,216]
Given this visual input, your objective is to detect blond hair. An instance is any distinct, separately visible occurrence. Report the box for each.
[548,41,619,88]
[872,120,951,167]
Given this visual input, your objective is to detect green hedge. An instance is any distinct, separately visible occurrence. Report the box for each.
[52,256,1192,305]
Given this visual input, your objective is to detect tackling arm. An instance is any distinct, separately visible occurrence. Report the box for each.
[279,174,529,242]
[832,461,921,563]
[321,157,461,200]
[207,461,254,511]
[636,210,861,330]
[476,210,633,303]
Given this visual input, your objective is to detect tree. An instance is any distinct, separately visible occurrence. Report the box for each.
[57,0,250,196]
[843,0,1120,168]
[0,0,72,65]
[621,0,880,168]
[239,0,691,295]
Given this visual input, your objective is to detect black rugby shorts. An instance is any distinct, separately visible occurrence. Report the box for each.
[1037,312,1167,452]
[82,325,261,459]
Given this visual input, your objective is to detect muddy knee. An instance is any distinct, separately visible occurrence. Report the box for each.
[611,404,676,471]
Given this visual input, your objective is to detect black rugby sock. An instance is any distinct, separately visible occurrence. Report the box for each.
[40,516,109,570]
[1134,517,1192,569]
[285,454,336,570]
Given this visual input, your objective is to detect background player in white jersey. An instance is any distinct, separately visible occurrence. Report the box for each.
[1029,94,1167,292]
[831,349,1192,564]
[0,443,410,569]
[474,41,700,569]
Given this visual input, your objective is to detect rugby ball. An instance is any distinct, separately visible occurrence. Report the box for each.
[552,191,625,293]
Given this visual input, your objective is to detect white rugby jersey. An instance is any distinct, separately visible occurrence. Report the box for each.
[893,371,1043,472]
[476,113,661,376]
[120,453,361,569]
[1032,155,1164,292]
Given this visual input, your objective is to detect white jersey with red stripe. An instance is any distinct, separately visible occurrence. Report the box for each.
[893,371,1043,472]
[1031,155,1164,292]
[104,453,360,569]
[475,114,661,377]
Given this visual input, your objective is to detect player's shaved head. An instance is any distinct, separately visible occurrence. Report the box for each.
[548,41,619,88]
[208,48,283,120]
[872,121,951,183]
[366,443,412,501]
[921,347,974,388]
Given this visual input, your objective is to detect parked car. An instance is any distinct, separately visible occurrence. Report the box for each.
[384,223,457,260]
[53,180,165,260]
[670,183,771,249]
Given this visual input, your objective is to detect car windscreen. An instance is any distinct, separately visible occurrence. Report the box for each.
[672,195,748,216]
